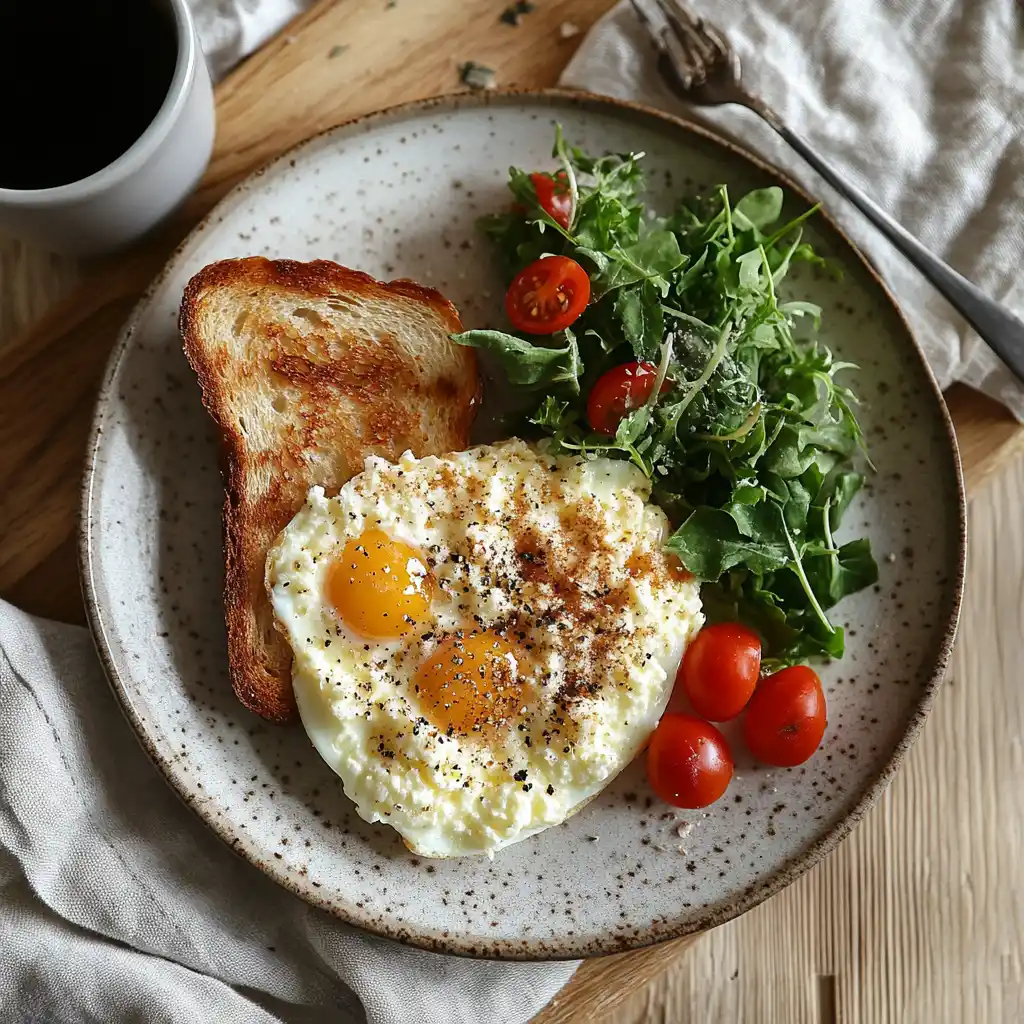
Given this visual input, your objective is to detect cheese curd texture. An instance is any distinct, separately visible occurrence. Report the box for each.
[267,440,703,857]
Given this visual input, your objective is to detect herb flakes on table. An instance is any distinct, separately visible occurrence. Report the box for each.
[501,1,537,25]
[460,61,497,91]
[452,129,879,666]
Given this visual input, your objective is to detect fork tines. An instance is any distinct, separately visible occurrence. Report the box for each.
[629,0,726,87]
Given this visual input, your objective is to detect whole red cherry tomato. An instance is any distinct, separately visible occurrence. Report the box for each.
[678,622,762,722]
[529,171,573,230]
[505,255,590,335]
[743,665,827,767]
[587,361,670,435]
[647,713,734,809]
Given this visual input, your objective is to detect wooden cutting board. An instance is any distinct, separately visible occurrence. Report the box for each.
[0,0,1020,1018]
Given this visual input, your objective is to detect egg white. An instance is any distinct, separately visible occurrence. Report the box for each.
[267,440,703,858]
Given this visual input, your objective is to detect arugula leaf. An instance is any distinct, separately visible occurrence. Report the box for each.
[451,329,582,392]
[614,281,665,359]
[667,505,790,579]
[780,299,823,327]
[824,470,863,528]
[731,483,767,505]
[726,499,790,548]
[803,537,878,611]
[733,187,784,231]
[530,395,573,431]
[615,405,651,447]
[584,230,685,297]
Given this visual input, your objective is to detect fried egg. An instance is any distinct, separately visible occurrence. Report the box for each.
[267,439,703,858]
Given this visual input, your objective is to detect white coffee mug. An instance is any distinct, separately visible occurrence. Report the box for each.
[0,0,215,256]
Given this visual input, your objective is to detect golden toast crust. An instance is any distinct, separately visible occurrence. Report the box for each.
[180,257,478,722]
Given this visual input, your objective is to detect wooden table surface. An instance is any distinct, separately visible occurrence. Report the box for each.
[2,1,1022,1021]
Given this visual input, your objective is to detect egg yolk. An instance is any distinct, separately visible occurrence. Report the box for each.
[327,529,433,639]
[415,630,526,735]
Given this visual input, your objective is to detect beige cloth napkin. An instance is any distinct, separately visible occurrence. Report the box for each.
[560,0,1024,420]
[0,601,578,1023]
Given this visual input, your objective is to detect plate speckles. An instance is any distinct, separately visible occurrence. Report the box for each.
[81,90,965,960]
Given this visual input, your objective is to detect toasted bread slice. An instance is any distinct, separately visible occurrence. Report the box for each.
[180,257,478,722]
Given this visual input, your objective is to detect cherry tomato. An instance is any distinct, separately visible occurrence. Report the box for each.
[505,255,590,335]
[647,713,734,808]
[530,171,573,230]
[678,622,762,722]
[587,361,669,436]
[505,253,593,333]
[743,665,827,767]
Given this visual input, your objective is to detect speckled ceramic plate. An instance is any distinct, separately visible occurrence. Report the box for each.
[81,90,965,959]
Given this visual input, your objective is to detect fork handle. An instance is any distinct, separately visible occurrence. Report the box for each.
[755,107,1024,384]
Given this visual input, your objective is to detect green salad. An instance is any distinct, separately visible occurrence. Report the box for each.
[452,129,877,668]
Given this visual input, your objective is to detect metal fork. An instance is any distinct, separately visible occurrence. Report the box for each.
[631,0,1024,385]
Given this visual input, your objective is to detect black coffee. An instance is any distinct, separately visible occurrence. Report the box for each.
[0,2,179,190]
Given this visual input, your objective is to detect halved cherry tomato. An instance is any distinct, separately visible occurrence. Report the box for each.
[743,665,827,767]
[530,171,572,230]
[647,713,733,809]
[587,361,669,436]
[505,255,590,335]
[678,622,762,722]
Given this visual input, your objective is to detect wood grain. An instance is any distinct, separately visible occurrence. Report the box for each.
[945,383,1024,494]
[1,0,1022,1020]
[534,937,700,1024]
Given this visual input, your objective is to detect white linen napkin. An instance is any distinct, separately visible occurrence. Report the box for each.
[191,0,313,80]
[0,600,578,1023]
[560,0,1024,420]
